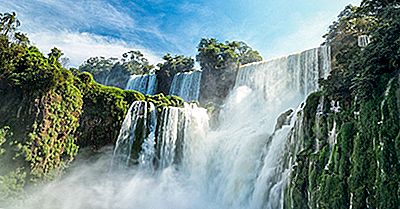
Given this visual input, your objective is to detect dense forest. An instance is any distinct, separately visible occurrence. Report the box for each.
[0,0,400,208]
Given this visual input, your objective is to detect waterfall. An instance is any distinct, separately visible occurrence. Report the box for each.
[358,35,370,48]
[112,101,155,169]
[112,102,209,172]
[104,73,111,86]
[250,106,304,209]
[17,47,331,209]
[112,46,331,208]
[201,46,331,208]
[125,74,157,95]
[138,103,158,170]
[157,107,181,169]
[169,71,202,102]
[235,46,331,128]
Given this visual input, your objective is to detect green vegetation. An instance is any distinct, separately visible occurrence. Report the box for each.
[155,54,195,94]
[286,1,400,208]
[79,50,154,76]
[196,38,262,71]
[79,50,155,89]
[196,38,262,106]
[0,12,182,196]
[3,1,399,207]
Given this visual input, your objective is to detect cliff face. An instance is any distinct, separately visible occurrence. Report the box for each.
[283,4,400,207]
[284,76,400,208]
[0,67,142,182]
[199,65,238,106]
[0,43,182,187]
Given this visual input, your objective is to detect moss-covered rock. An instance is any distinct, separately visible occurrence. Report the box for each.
[75,72,144,150]
[0,39,183,187]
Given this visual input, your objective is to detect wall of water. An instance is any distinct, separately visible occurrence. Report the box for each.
[169,71,202,102]
[200,46,331,208]
[15,46,331,209]
[234,46,331,131]
[112,101,156,170]
[113,46,331,209]
[125,74,157,95]
[112,101,209,172]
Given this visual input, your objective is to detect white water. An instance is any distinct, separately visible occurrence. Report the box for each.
[169,71,202,102]
[358,35,370,48]
[112,101,153,169]
[9,46,331,209]
[125,74,157,95]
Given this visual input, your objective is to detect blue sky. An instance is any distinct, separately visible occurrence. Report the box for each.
[0,0,361,66]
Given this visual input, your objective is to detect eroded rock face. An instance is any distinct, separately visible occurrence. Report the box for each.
[274,109,294,131]
[199,65,239,106]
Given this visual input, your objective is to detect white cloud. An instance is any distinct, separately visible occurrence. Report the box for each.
[29,31,162,67]
[4,0,136,32]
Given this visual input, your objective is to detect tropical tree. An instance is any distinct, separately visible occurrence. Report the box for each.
[120,50,154,74]
[157,54,194,76]
[79,56,117,75]
[196,38,262,71]
[155,54,194,94]
[360,0,400,15]
[235,41,263,65]
[0,12,20,36]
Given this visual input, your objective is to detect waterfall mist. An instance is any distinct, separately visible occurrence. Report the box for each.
[6,46,331,209]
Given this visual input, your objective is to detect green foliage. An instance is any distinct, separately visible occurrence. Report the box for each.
[79,56,117,75]
[0,126,11,156]
[22,77,83,180]
[196,38,262,106]
[155,54,194,94]
[360,0,400,15]
[375,77,400,208]
[75,72,145,149]
[287,2,400,208]
[0,12,20,36]
[235,41,264,65]
[0,13,85,180]
[146,93,184,112]
[157,54,194,76]
[121,50,154,75]
[196,38,262,71]
[0,12,183,187]
[321,5,377,104]
[78,51,155,89]
[0,127,26,203]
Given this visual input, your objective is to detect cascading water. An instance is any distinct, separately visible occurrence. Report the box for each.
[112,101,157,170]
[169,71,202,102]
[358,35,370,48]
[13,46,331,209]
[112,101,209,173]
[112,46,330,208]
[201,46,331,208]
[125,74,157,95]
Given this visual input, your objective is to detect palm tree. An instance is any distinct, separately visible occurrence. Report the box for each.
[1,12,20,36]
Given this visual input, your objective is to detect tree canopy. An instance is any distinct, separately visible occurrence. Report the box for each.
[196,38,262,71]
[79,50,154,76]
[154,53,194,94]
[156,53,194,77]
[321,1,400,103]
